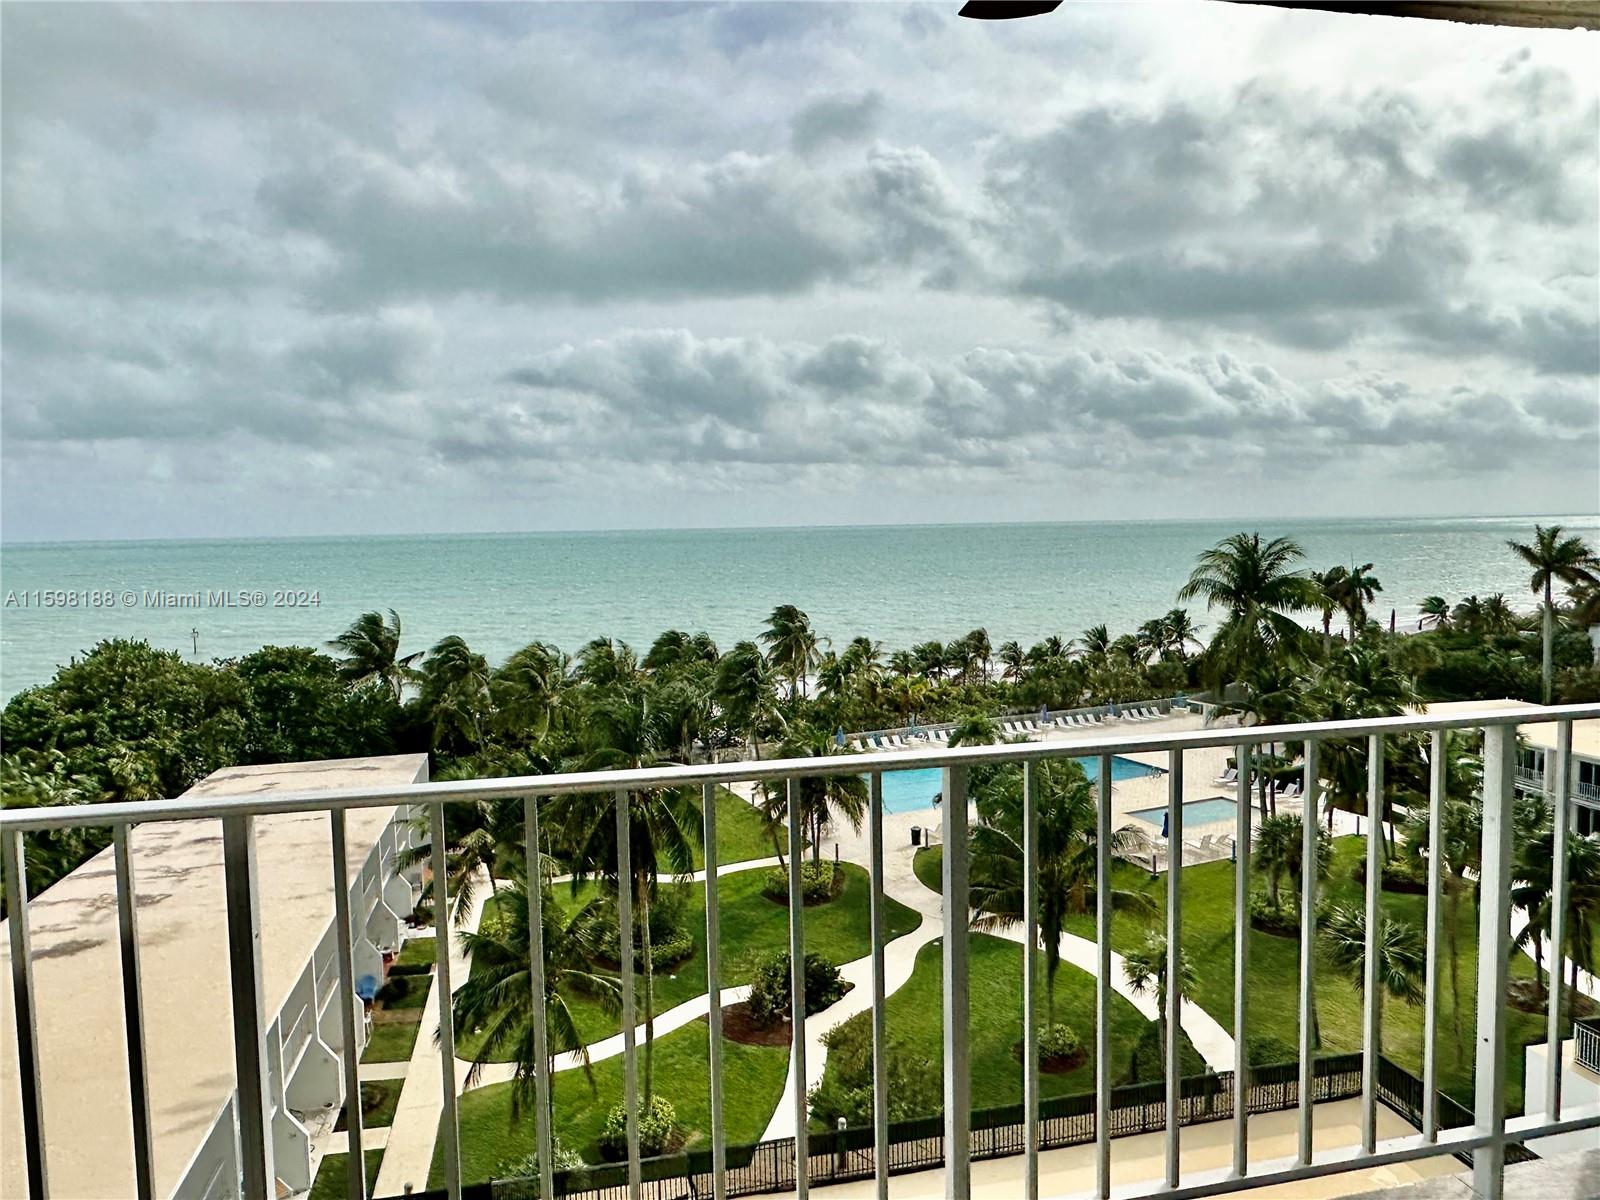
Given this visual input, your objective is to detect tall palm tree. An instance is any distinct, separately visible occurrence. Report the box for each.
[1319,904,1425,1055]
[964,628,993,683]
[913,640,946,682]
[417,635,494,751]
[452,873,619,1106]
[888,648,918,679]
[1078,626,1111,663]
[1310,568,1348,656]
[1333,563,1383,640]
[758,725,866,863]
[1568,581,1600,665]
[1178,533,1319,689]
[574,638,641,690]
[555,687,701,1098]
[492,642,569,742]
[1418,596,1451,632]
[402,787,524,925]
[1161,609,1203,660]
[1121,929,1199,1077]
[327,609,419,700]
[713,641,783,759]
[760,605,822,700]
[1507,525,1600,702]
[946,712,997,747]
[967,758,1154,1021]
[1511,798,1600,1010]
[1252,812,1329,907]
[998,641,1027,685]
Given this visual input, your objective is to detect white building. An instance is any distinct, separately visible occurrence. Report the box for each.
[0,754,428,1200]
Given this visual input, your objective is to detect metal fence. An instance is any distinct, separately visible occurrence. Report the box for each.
[4,704,1599,1200]
[1576,1017,1600,1077]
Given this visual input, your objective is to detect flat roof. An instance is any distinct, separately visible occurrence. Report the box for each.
[1,754,428,1200]
[1420,699,1600,761]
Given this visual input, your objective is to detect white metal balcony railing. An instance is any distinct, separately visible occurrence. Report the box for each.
[1515,763,1600,805]
[3,704,1599,1200]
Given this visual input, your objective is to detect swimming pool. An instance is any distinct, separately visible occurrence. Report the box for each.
[878,756,1164,815]
[1131,797,1238,828]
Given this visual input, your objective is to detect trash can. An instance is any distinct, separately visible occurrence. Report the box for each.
[911,825,922,847]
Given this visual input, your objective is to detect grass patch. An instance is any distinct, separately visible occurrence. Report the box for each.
[435,1020,788,1184]
[361,1017,422,1063]
[377,974,432,1012]
[676,787,775,870]
[391,936,437,974]
[913,845,941,894]
[309,1150,382,1200]
[814,933,1163,1115]
[335,1079,405,1131]
[459,861,920,1055]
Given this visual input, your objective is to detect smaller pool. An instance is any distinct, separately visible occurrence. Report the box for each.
[879,756,1163,815]
[1131,797,1238,828]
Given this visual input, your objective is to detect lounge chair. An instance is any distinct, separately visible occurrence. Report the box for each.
[1214,766,1237,785]
[1279,781,1301,800]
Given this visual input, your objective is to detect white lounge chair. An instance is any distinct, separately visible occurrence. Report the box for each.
[1214,766,1238,785]
[1279,781,1302,800]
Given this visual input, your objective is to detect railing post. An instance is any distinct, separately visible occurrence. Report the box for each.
[1296,738,1319,1165]
[1421,731,1446,1141]
[524,796,555,1200]
[222,815,275,1200]
[328,811,367,1200]
[1360,735,1383,1155]
[1544,721,1573,1122]
[702,783,729,1200]
[2,829,49,1200]
[112,826,156,1200]
[1096,755,1114,1198]
[867,773,890,1200]
[616,789,642,1200]
[1231,745,1251,1178]
[1473,724,1516,1198]
[1163,749,1184,1189]
[430,803,462,1200]
[1022,761,1041,1200]
[942,764,971,1200]
[788,777,810,1200]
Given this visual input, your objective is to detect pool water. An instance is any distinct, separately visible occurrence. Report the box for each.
[1131,797,1238,828]
[878,756,1163,815]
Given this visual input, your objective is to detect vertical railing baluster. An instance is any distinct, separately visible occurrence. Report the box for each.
[616,789,641,1200]
[431,803,461,1200]
[2,828,49,1200]
[1095,756,1113,1199]
[525,797,555,1200]
[867,773,890,1200]
[1360,736,1383,1155]
[702,783,728,1200]
[943,764,971,1200]
[329,811,367,1200]
[1422,731,1446,1141]
[112,825,156,1200]
[1022,762,1041,1200]
[1544,721,1573,1123]
[1164,750,1183,1189]
[1297,738,1319,1165]
[787,777,809,1200]
[1473,724,1516,1199]
[222,815,275,1200]
[1231,745,1251,1178]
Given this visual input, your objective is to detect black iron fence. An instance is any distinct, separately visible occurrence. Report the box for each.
[1373,1056,1538,1167]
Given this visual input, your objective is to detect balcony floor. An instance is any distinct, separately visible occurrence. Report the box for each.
[1344,1148,1598,1200]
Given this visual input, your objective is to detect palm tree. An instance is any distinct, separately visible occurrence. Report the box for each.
[1178,533,1319,689]
[965,628,993,683]
[1078,626,1111,663]
[1511,798,1600,1011]
[760,605,822,700]
[417,635,494,750]
[1418,596,1451,632]
[1568,581,1600,665]
[913,640,946,682]
[1310,568,1348,656]
[1161,609,1203,660]
[1507,525,1600,702]
[1121,929,1199,1078]
[644,630,718,674]
[946,712,997,747]
[967,758,1154,1021]
[492,642,569,742]
[574,637,641,690]
[998,641,1027,685]
[1226,662,1307,815]
[1333,563,1383,640]
[713,641,783,758]
[1319,903,1425,1055]
[1309,645,1419,847]
[556,687,701,1098]
[758,725,866,863]
[452,873,619,1107]
[327,609,419,700]
[402,787,524,925]
[1253,812,1329,907]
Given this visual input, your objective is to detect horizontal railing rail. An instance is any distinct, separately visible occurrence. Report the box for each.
[2,703,1597,1200]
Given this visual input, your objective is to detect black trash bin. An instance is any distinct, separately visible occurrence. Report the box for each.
[911,825,922,847]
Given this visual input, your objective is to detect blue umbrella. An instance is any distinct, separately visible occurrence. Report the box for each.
[835,727,845,748]
[356,974,380,1003]
[1160,811,1169,840]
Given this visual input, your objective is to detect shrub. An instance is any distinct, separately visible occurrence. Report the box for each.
[1126,1021,1208,1083]
[1037,1022,1081,1062]
[746,951,847,1028]
[598,1096,678,1160]
[584,884,697,970]
[1350,856,1427,895]
[498,1136,584,1181]
[374,975,411,1005]
[808,1019,941,1126]
[1247,888,1300,937]
[762,860,840,904]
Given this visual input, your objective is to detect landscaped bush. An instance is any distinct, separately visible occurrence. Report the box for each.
[761,860,841,904]
[597,1096,679,1160]
[375,974,412,1005]
[583,884,697,971]
[808,1019,940,1127]
[1351,855,1427,895]
[1125,1021,1207,1083]
[498,1136,584,1180]
[1037,1022,1082,1064]
[745,951,847,1028]
[1247,888,1300,937]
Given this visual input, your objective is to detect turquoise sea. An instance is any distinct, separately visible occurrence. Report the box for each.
[2,514,1595,700]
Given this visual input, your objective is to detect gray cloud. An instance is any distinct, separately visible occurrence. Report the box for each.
[792,91,884,154]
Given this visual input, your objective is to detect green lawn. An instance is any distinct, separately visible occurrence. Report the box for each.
[378,974,432,1012]
[362,1017,422,1063]
[435,1019,789,1184]
[392,936,437,973]
[683,787,777,869]
[911,835,1581,1114]
[309,1150,382,1200]
[913,845,941,894]
[815,933,1171,1116]
[459,861,921,1055]
[335,1078,405,1131]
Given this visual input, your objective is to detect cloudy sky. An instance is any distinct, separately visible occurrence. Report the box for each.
[2,2,1595,543]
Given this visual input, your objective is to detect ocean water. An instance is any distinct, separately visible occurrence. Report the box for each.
[2,514,1594,700]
